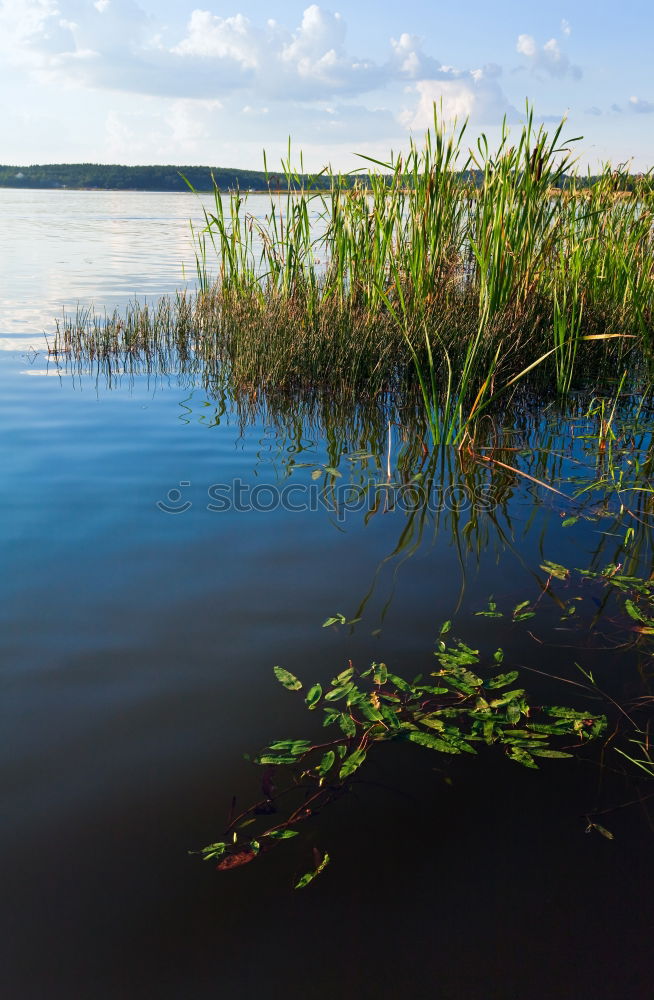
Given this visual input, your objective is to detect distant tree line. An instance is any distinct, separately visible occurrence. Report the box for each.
[0,162,648,193]
[0,163,334,192]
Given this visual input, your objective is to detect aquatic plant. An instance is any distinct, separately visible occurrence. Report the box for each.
[53,108,653,443]
[198,624,607,885]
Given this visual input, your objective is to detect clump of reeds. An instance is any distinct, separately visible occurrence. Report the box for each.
[53,107,653,443]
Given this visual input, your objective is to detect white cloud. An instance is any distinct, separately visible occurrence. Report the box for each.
[402,68,517,129]
[516,31,581,79]
[389,32,441,79]
[561,19,571,37]
[172,11,258,68]
[629,96,654,114]
[0,2,390,99]
[516,34,537,58]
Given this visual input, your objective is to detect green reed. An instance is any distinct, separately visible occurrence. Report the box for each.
[54,106,653,443]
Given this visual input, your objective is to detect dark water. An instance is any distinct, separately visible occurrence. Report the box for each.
[1,191,653,998]
[2,347,653,999]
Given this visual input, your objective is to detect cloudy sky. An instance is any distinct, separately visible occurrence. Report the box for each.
[1,0,652,170]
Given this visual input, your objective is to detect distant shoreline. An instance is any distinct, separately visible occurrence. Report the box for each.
[0,163,333,194]
[0,162,647,194]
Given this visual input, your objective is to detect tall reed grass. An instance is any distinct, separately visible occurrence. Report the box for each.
[54,108,653,443]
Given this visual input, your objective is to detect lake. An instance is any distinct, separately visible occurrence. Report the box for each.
[1,189,653,998]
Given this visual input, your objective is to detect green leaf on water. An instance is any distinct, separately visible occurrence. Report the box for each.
[311,468,323,480]
[546,706,594,720]
[531,749,573,759]
[325,683,355,702]
[587,822,614,841]
[331,666,355,686]
[254,753,297,764]
[269,740,312,755]
[305,684,322,709]
[322,706,340,727]
[257,754,299,765]
[485,671,520,690]
[324,467,342,478]
[294,852,330,889]
[508,746,538,769]
[439,620,452,635]
[386,671,412,692]
[625,599,644,622]
[407,730,462,754]
[373,662,388,685]
[475,597,503,618]
[200,842,228,860]
[316,750,335,776]
[339,748,367,778]
[506,701,522,724]
[337,713,356,737]
[267,829,299,840]
[540,560,569,580]
[562,517,578,527]
[273,666,302,691]
[322,614,346,628]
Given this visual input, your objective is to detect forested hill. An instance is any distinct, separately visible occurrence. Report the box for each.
[0,162,647,193]
[0,163,332,192]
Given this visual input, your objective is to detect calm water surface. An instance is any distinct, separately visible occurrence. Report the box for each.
[1,190,653,999]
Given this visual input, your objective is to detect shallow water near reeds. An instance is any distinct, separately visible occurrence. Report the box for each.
[1,190,653,998]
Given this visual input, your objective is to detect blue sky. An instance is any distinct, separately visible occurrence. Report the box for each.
[0,1,652,170]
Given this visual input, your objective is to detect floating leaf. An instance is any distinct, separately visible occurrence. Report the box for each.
[439,620,452,635]
[386,671,412,692]
[546,706,594,720]
[562,516,578,527]
[322,706,340,726]
[325,683,355,702]
[339,748,367,778]
[508,746,538,769]
[216,849,257,871]
[324,467,342,478]
[350,692,383,722]
[408,730,462,754]
[331,666,355,686]
[625,599,644,622]
[316,750,335,776]
[373,662,388,685]
[268,739,312,756]
[337,713,356,737]
[540,560,569,580]
[419,715,445,731]
[311,468,323,480]
[266,829,299,840]
[322,614,346,628]
[257,753,299,765]
[305,684,322,709]
[586,822,614,841]
[475,597,503,618]
[273,666,302,691]
[200,842,227,861]
[506,702,522,724]
[531,749,573,759]
[485,671,520,690]
[512,601,535,621]
[294,852,330,889]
